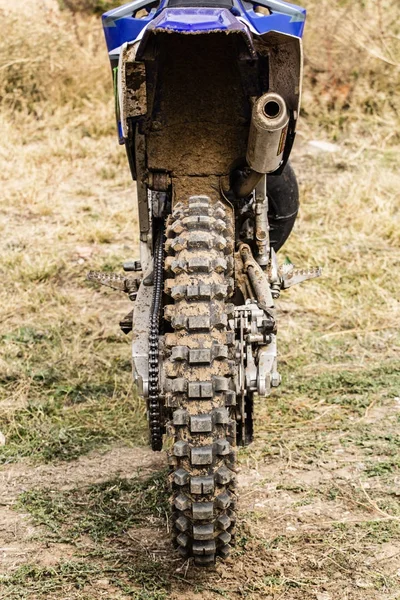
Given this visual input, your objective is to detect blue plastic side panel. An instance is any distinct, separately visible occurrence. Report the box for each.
[239,0,306,37]
[102,0,168,56]
[103,17,146,55]
[244,12,306,39]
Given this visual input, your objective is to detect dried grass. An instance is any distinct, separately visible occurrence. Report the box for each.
[0,2,108,112]
[58,0,119,14]
[0,0,398,445]
[0,3,399,597]
[302,0,400,138]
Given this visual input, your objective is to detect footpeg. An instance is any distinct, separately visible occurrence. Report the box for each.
[280,264,322,290]
[87,271,141,301]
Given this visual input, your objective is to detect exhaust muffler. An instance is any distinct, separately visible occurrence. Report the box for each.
[232,92,289,198]
[247,92,289,174]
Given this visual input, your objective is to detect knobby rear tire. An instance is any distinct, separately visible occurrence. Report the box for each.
[163,195,237,566]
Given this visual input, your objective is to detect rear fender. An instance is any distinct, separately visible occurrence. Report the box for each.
[114,2,304,166]
[117,7,256,138]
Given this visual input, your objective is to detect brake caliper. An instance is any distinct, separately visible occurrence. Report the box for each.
[233,301,279,398]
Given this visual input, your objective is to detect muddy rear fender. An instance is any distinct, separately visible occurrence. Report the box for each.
[117,41,147,139]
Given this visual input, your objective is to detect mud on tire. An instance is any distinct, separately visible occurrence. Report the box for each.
[164,195,237,566]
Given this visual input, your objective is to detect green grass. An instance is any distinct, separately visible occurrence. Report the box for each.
[18,471,169,542]
[249,361,400,442]
[1,562,103,598]
[1,473,171,598]
[0,559,170,600]
[0,324,146,463]
[0,392,145,464]
[4,471,241,599]
[364,459,400,478]
[338,520,400,544]
[293,364,400,407]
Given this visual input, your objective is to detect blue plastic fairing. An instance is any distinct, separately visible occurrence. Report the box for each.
[102,0,306,58]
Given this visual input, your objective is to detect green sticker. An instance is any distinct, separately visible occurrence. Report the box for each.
[113,66,120,120]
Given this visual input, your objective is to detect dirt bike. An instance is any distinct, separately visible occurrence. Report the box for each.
[89,0,321,567]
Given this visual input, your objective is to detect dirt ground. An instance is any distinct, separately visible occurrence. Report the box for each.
[1,136,399,600]
[2,393,400,599]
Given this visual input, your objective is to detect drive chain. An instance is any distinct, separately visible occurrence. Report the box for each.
[148,227,165,451]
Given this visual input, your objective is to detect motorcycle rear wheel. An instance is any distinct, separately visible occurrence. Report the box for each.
[164,195,237,566]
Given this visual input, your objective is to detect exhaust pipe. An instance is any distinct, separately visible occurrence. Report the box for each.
[232,92,289,198]
[247,92,289,174]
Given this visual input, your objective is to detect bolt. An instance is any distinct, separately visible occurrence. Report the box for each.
[271,372,281,387]
[123,260,141,272]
